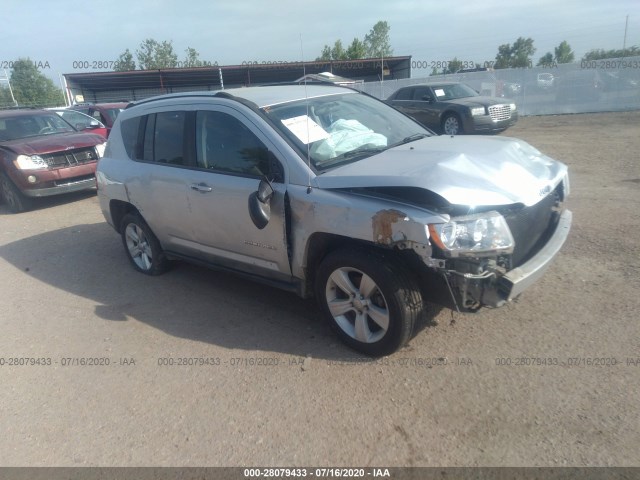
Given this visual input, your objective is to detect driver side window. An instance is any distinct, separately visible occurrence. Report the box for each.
[196,111,270,177]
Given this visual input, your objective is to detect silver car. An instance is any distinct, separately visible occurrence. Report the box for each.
[96,85,571,356]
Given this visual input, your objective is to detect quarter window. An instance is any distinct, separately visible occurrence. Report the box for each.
[394,88,413,101]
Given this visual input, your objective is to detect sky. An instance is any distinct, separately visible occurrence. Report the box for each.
[1,0,638,86]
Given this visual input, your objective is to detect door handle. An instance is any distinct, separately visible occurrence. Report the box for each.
[190,183,213,193]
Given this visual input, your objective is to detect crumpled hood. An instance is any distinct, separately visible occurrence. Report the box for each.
[315,135,567,207]
[0,132,105,156]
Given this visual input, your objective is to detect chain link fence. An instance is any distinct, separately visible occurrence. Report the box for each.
[354,56,640,116]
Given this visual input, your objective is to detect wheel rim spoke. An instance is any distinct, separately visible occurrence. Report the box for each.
[141,251,152,270]
[354,311,371,343]
[367,304,389,331]
[328,298,354,317]
[330,270,358,297]
[359,273,377,299]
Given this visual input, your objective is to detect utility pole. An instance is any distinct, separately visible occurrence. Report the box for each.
[623,15,629,51]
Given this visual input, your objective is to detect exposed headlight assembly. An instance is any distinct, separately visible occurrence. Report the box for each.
[428,211,514,257]
[15,154,48,170]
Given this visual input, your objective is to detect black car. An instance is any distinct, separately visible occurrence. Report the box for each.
[386,82,518,135]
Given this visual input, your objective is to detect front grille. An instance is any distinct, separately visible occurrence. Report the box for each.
[488,105,511,122]
[42,147,98,169]
[502,185,562,267]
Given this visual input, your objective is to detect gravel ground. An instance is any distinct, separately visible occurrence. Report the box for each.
[0,111,638,467]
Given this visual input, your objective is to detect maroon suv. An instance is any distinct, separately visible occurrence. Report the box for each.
[0,109,106,213]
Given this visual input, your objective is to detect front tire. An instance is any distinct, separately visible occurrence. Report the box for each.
[120,213,169,275]
[442,113,463,135]
[0,173,31,213]
[315,249,423,357]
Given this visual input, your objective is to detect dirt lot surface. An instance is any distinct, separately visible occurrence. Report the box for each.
[1,111,639,467]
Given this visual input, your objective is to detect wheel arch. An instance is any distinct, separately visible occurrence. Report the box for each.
[301,232,410,298]
[109,199,140,234]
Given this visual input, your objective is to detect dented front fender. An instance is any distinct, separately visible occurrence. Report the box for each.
[287,185,446,280]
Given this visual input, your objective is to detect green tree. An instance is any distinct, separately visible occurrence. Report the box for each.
[115,48,136,71]
[346,38,367,60]
[317,45,332,61]
[9,58,64,107]
[135,39,178,69]
[444,57,463,74]
[317,21,393,60]
[364,20,393,58]
[583,46,639,60]
[183,47,204,67]
[331,39,347,60]
[537,52,554,66]
[0,86,17,108]
[554,41,574,63]
[495,37,536,68]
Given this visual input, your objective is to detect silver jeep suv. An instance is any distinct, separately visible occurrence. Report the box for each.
[96,85,571,356]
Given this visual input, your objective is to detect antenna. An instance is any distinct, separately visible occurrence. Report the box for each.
[300,34,312,194]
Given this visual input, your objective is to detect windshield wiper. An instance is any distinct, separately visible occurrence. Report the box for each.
[316,146,387,170]
[388,133,429,148]
[341,146,387,159]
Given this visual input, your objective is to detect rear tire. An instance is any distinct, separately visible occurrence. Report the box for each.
[315,249,423,357]
[120,213,169,275]
[0,173,31,213]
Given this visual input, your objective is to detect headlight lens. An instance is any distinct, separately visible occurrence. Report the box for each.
[95,142,107,158]
[428,211,514,257]
[510,103,517,111]
[470,107,485,116]
[15,154,48,170]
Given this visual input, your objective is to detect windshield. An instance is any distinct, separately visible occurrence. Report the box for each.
[0,113,75,141]
[262,93,432,171]
[104,108,123,123]
[431,83,479,100]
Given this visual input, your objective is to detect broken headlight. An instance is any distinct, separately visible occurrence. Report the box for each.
[428,211,514,257]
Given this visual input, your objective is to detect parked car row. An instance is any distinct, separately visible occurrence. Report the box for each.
[0,109,109,212]
[0,102,127,212]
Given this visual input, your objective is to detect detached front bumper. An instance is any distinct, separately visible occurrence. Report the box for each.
[449,209,572,308]
[498,209,572,302]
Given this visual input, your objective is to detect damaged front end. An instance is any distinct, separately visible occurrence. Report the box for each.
[426,181,572,310]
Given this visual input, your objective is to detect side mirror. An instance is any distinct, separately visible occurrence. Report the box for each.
[248,177,274,229]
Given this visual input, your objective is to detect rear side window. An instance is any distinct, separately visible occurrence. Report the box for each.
[120,116,141,159]
[394,88,413,101]
[121,111,189,165]
[153,111,186,165]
